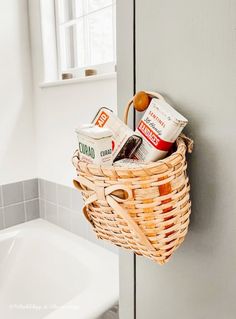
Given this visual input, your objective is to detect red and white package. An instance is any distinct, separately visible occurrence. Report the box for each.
[92,107,142,161]
[134,99,188,161]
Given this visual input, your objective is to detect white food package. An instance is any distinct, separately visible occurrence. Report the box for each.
[93,107,142,160]
[134,99,188,161]
[76,125,113,165]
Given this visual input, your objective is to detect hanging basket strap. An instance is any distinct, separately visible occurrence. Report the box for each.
[73,177,156,253]
[179,133,194,153]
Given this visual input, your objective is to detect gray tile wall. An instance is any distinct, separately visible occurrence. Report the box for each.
[0,179,119,316]
[0,179,39,230]
[99,304,119,319]
[0,178,118,254]
[38,179,118,254]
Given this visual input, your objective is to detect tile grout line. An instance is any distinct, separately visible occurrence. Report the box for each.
[18,179,116,253]
[1,179,74,209]
[42,198,79,214]
[1,178,117,253]
[38,179,43,219]
[38,178,40,197]
[0,185,6,228]
[0,179,80,233]
[22,181,28,222]
[69,185,73,231]
[55,183,59,225]
[2,198,39,209]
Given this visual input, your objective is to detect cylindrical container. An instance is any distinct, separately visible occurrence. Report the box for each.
[85,69,97,76]
[76,125,113,165]
[134,98,188,161]
[62,73,73,80]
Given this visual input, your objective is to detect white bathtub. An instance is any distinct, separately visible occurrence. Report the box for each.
[0,219,118,319]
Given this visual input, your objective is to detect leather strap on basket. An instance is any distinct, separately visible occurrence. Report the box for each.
[179,133,194,153]
[73,176,156,253]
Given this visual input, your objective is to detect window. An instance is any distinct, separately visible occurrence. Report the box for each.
[54,0,116,79]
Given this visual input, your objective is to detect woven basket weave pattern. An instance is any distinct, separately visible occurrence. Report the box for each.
[73,136,192,265]
[73,91,192,265]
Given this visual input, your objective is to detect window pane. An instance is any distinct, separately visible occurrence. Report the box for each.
[75,0,112,16]
[75,19,85,67]
[61,25,76,69]
[74,0,84,18]
[58,0,75,23]
[87,0,112,13]
[87,6,113,66]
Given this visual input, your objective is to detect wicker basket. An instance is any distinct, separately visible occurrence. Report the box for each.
[72,92,193,265]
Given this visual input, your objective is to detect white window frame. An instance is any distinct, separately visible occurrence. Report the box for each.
[54,0,116,80]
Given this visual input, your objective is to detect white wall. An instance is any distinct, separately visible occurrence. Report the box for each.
[0,0,36,185]
[28,0,117,187]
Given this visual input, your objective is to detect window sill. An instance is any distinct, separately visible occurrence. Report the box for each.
[39,72,117,88]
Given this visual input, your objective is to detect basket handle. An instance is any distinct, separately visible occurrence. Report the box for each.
[73,176,156,254]
[123,91,165,125]
[106,196,156,253]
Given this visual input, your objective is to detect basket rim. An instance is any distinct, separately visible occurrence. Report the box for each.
[73,134,192,177]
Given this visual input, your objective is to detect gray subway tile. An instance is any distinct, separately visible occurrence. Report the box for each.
[86,224,101,245]
[58,207,71,231]
[71,188,83,211]
[45,201,58,224]
[4,203,25,228]
[100,304,119,319]
[44,180,57,203]
[0,208,4,230]
[2,182,24,206]
[70,210,105,249]
[71,210,89,238]
[23,179,38,201]
[57,184,72,208]
[83,221,114,251]
[0,186,3,207]
[38,179,45,199]
[25,199,39,221]
[39,199,46,219]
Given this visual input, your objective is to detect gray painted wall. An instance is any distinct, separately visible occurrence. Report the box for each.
[135,0,236,318]
[118,0,236,318]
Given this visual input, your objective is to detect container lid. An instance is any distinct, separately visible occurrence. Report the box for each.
[76,124,113,139]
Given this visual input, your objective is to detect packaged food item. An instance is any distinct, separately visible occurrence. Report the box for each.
[134,99,188,161]
[92,107,142,161]
[114,158,149,168]
[75,125,113,165]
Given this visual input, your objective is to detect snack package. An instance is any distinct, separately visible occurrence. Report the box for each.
[92,107,142,161]
[75,124,113,165]
[134,99,188,161]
